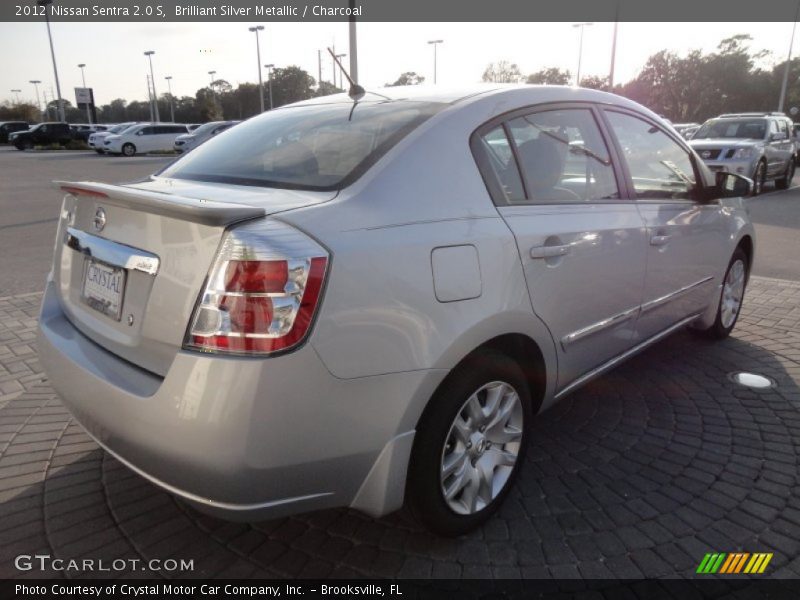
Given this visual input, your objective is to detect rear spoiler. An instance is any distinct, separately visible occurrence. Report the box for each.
[55,181,266,227]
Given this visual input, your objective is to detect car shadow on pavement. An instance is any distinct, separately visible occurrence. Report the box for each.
[2,327,799,586]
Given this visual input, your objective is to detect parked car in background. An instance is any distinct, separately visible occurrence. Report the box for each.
[682,124,700,140]
[40,85,755,536]
[174,120,240,153]
[103,123,188,156]
[0,121,29,144]
[672,122,700,139]
[71,124,110,143]
[689,112,796,195]
[89,122,137,154]
[9,122,72,150]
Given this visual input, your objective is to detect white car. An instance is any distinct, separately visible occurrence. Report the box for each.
[89,122,137,154]
[104,123,188,156]
[174,121,239,153]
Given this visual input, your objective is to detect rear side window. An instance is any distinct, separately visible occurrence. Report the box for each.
[507,108,619,203]
[160,100,443,191]
[477,126,525,203]
[605,111,697,200]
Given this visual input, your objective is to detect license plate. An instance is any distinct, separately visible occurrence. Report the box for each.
[82,259,126,320]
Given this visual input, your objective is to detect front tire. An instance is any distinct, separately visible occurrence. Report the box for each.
[697,248,749,340]
[751,161,766,195]
[406,350,532,536]
[121,143,136,157]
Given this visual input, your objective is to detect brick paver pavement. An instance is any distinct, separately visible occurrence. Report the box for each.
[1,277,800,580]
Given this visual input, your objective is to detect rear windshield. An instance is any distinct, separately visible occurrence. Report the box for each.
[158,100,444,190]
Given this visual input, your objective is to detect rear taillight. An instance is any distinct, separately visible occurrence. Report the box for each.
[185,219,329,356]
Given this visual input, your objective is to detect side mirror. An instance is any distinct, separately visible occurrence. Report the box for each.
[771,131,787,142]
[713,171,753,199]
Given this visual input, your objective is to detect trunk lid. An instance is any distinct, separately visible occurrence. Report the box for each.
[53,178,336,376]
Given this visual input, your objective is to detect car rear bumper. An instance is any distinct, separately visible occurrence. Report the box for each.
[37,279,443,520]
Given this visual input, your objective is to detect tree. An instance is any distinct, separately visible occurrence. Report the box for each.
[269,66,315,108]
[315,81,341,97]
[482,61,523,83]
[0,101,39,123]
[526,67,571,85]
[386,72,425,86]
[579,75,610,91]
[98,98,127,123]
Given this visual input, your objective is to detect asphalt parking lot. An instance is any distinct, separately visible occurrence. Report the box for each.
[2,147,800,584]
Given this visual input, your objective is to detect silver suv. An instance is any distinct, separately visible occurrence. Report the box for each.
[39,86,755,535]
[689,112,796,195]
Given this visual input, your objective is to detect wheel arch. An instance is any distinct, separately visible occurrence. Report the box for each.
[412,331,552,436]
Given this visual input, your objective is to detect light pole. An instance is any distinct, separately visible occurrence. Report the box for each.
[208,70,218,109]
[264,64,274,109]
[11,89,21,104]
[29,80,43,119]
[249,26,265,113]
[778,1,800,112]
[37,0,65,121]
[573,22,593,86]
[428,40,443,84]
[335,54,347,89]
[164,76,175,122]
[77,63,92,124]
[144,51,160,122]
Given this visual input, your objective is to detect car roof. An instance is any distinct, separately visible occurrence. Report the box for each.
[288,84,662,120]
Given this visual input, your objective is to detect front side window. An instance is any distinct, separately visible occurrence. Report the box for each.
[605,110,697,200]
[160,100,443,191]
[506,108,619,203]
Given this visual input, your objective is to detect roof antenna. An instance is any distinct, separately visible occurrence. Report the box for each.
[327,47,365,101]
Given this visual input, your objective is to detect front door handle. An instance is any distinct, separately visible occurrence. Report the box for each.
[530,244,570,259]
[650,234,672,247]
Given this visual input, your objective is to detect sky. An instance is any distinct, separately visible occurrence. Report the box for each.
[0,21,797,108]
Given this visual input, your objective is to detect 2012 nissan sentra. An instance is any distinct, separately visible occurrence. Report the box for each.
[38,85,755,535]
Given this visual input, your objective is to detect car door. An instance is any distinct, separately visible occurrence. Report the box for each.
[775,118,794,173]
[764,119,785,178]
[601,108,729,340]
[135,126,156,152]
[473,104,648,392]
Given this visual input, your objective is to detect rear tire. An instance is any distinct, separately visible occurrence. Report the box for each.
[406,350,532,536]
[696,248,748,340]
[776,159,795,190]
[121,143,136,157]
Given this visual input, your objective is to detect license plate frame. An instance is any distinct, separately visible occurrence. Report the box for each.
[81,258,127,321]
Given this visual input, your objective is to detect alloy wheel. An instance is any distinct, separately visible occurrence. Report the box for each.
[720,259,746,329]
[440,380,524,515]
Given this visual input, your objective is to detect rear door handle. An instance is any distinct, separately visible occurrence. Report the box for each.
[530,244,570,259]
[650,234,672,247]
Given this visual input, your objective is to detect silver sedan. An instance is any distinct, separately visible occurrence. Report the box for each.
[39,85,754,535]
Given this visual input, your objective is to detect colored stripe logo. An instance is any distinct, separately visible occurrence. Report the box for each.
[697,552,773,574]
